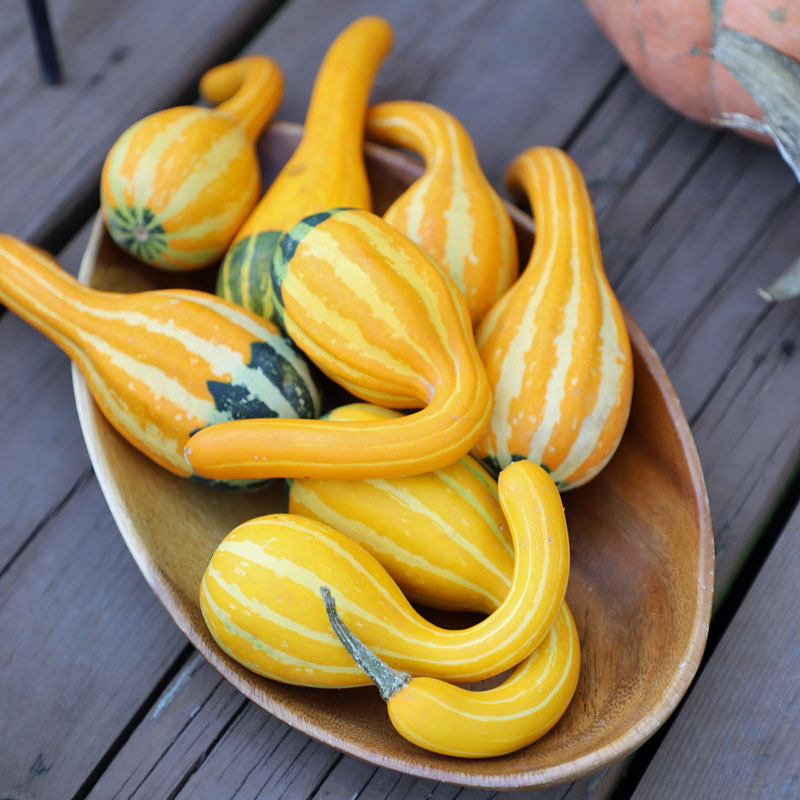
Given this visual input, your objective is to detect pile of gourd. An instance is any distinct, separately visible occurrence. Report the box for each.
[0,17,632,758]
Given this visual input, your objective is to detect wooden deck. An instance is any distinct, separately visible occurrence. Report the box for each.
[2,1,799,797]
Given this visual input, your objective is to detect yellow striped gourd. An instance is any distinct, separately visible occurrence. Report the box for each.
[186,208,492,481]
[474,147,633,490]
[288,403,512,614]
[0,235,321,489]
[101,55,283,271]
[216,16,392,319]
[322,589,580,758]
[366,101,518,327]
[199,460,569,686]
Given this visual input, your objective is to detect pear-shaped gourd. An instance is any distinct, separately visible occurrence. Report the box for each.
[366,100,518,327]
[288,403,512,614]
[0,236,321,489]
[185,208,492,481]
[200,460,569,686]
[474,147,633,490]
[101,55,283,271]
[322,589,580,758]
[216,16,393,319]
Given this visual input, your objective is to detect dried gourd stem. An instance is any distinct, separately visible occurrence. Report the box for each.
[712,26,800,302]
[319,587,409,701]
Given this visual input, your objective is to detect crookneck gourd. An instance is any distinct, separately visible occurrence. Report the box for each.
[322,588,580,758]
[288,403,512,614]
[0,235,321,488]
[366,100,519,327]
[474,147,633,490]
[101,55,283,271]
[200,460,569,686]
[216,16,393,319]
[186,208,492,481]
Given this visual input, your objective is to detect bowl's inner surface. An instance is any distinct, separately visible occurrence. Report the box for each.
[74,122,712,789]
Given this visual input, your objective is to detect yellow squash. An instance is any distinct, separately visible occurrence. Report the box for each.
[366,100,518,326]
[474,147,633,490]
[216,16,393,319]
[101,55,283,271]
[288,403,512,614]
[0,236,321,488]
[322,588,580,758]
[186,208,491,481]
[200,460,569,686]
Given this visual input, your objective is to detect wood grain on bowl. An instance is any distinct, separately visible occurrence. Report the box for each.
[73,121,713,790]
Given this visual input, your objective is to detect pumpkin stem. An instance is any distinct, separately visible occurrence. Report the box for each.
[319,586,409,701]
[199,55,284,143]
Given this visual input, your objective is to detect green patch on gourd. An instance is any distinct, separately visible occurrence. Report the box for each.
[217,230,282,319]
[106,206,168,265]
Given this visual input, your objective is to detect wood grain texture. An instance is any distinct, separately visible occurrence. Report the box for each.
[0,0,280,247]
[631,504,800,799]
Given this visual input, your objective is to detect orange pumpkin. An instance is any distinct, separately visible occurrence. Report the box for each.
[584,0,800,140]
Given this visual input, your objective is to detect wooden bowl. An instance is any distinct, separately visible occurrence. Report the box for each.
[73,121,713,790]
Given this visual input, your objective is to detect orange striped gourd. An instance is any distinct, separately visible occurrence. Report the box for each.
[288,403,512,614]
[101,55,283,271]
[473,147,633,490]
[186,208,492,481]
[322,589,580,758]
[366,101,518,326]
[199,460,569,686]
[216,16,393,319]
[0,235,321,489]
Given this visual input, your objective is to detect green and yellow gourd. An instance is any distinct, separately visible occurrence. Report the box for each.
[288,403,512,614]
[0,236,321,489]
[200,460,569,686]
[366,101,518,327]
[185,208,492,481]
[323,589,579,758]
[216,16,393,319]
[101,55,283,271]
[474,147,634,490]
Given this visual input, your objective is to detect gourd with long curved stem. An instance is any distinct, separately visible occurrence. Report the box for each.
[0,235,321,488]
[322,588,580,758]
[366,100,518,327]
[101,55,283,271]
[186,208,492,481]
[199,460,569,686]
[216,16,393,319]
[474,147,633,490]
[288,403,513,614]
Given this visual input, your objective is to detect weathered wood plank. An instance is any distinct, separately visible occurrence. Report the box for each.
[0,475,187,798]
[631,503,800,799]
[0,0,281,248]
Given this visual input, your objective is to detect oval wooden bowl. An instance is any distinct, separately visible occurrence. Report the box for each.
[73,121,713,790]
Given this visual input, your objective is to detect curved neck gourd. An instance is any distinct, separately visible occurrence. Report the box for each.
[474,146,633,490]
[199,55,284,143]
[366,100,518,326]
[101,55,282,271]
[0,235,320,486]
[218,17,393,319]
[200,460,569,686]
[188,208,491,481]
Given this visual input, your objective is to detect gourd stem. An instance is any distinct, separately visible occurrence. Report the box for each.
[320,587,409,701]
[199,55,283,143]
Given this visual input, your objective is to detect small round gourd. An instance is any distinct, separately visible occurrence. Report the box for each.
[101,55,283,271]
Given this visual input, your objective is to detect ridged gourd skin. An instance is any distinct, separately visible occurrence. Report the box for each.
[473,147,633,490]
[186,208,492,482]
[365,101,519,327]
[199,460,569,687]
[101,55,283,271]
[323,589,580,759]
[216,16,393,320]
[288,403,513,615]
[0,235,322,489]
